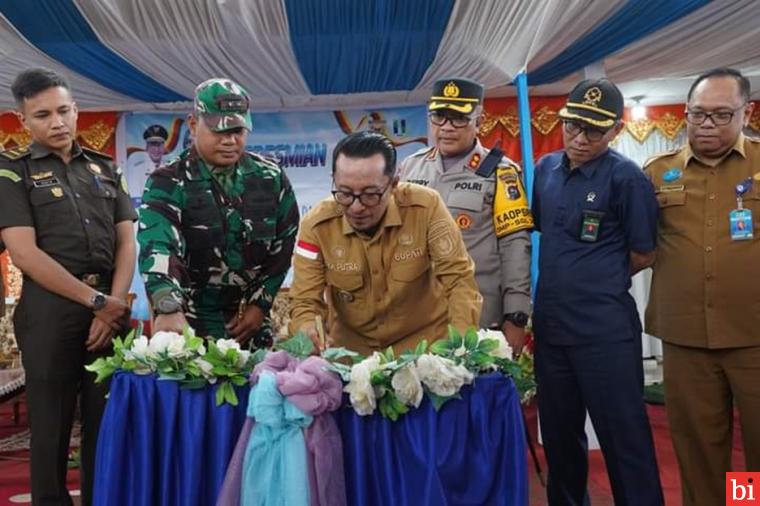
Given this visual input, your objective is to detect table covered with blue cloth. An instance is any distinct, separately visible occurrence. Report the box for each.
[93,371,528,506]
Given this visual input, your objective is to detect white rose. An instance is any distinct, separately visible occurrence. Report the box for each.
[125,335,150,361]
[216,339,241,355]
[477,329,512,360]
[391,364,423,408]
[344,353,383,416]
[193,357,216,383]
[236,349,251,368]
[416,354,474,397]
[148,331,177,357]
[166,333,188,359]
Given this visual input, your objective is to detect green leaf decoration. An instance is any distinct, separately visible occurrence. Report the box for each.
[230,375,248,386]
[215,382,226,406]
[429,339,451,356]
[428,392,461,411]
[447,324,462,341]
[464,328,479,350]
[476,338,499,353]
[273,332,314,358]
[370,369,387,386]
[180,378,208,390]
[322,347,364,364]
[414,339,428,356]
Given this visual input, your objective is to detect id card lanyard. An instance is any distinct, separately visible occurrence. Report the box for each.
[730,177,753,241]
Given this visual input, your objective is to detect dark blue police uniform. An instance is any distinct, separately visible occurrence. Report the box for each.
[532,147,663,506]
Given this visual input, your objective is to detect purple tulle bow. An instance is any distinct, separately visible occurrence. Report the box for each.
[216,351,346,506]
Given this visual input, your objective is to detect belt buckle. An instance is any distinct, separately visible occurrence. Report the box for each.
[82,274,100,287]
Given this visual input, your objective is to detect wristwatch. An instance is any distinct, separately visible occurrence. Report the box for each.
[155,296,183,315]
[90,292,107,311]
[503,311,529,328]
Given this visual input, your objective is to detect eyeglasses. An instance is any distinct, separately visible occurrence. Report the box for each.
[428,111,474,129]
[685,104,746,126]
[332,181,392,207]
[563,120,609,142]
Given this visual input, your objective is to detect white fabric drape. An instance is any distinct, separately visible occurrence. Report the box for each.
[73,0,310,110]
[419,0,626,89]
[614,129,687,357]
[0,14,137,110]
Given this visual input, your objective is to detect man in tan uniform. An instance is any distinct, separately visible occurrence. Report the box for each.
[289,131,482,355]
[644,68,759,506]
[401,78,532,354]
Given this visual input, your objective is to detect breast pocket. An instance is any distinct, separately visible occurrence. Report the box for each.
[88,176,119,218]
[743,191,760,236]
[29,186,72,228]
[326,271,370,324]
[446,190,485,212]
[656,190,687,235]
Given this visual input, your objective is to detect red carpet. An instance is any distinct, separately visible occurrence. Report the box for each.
[523,401,747,505]
[0,395,747,505]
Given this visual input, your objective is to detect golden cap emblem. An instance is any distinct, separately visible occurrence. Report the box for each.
[88,162,102,175]
[443,81,460,98]
[583,87,602,106]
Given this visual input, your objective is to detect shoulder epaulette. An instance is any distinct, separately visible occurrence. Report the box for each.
[81,147,113,160]
[395,182,438,207]
[246,150,280,168]
[643,148,681,169]
[306,199,343,226]
[0,146,30,161]
[405,145,435,161]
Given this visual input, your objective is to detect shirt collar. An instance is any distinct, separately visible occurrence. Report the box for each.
[341,191,402,236]
[685,133,746,166]
[559,149,608,179]
[29,140,82,160]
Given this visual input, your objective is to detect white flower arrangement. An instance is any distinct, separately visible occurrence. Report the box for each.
[276,326,536,421]
[85,325,257,406]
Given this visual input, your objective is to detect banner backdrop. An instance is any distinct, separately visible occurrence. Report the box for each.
[117,106,428,319]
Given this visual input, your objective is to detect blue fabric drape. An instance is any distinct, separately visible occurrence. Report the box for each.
[529,0,711,85]
[93,373,249,506]
[241,373,312,506]
[335,373,528,506]
[284,0,454,94]
[0,0,187,102]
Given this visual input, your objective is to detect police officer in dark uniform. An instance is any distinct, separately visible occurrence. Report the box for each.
[532,78,663,505]
[0,69,136,506]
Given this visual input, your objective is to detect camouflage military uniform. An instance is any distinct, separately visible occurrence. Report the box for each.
[401,140,532,328]
[138,147,298,346]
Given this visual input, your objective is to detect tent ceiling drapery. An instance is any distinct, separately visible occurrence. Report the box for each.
[0,0,758,112]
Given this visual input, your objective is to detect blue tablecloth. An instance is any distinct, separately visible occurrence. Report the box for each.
[336,373,528,506]
[94,372,528,506]
[93,372,249,506]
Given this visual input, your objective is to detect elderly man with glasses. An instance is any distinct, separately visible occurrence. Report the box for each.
[644,68,760,506]
[400,77,533,355]
[288,131,482,355]
[532,78,664,506]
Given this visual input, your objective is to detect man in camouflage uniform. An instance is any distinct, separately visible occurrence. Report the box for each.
[138,78,298,347]
[401,78,532,354]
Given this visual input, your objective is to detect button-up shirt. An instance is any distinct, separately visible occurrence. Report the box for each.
[0,142,136,275]
[644,134,760,348]
[532,148,658,345]
[288,183,482,355]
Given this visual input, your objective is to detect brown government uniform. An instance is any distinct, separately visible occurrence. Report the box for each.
[644,133,760,506]
[400,141,532,328]
[288,182,482,355]
[0,141,137,506]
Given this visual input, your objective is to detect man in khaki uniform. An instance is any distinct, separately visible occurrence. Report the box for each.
[401,78,532,353]
[289,131,482,355]
[644,68,759,506]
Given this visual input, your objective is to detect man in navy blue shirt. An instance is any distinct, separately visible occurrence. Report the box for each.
[532,78,663,506]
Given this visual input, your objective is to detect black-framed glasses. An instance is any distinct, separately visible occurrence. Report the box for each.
[332,181,392,207]
[563,120,609,142]
[685,104,746,126]
[428,111,474,129]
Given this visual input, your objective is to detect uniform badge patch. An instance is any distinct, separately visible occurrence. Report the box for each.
[662,168,682,182]
[754,172,760,183]
[30,171,54,180]
[51,187,64,198]
[586,191,596,203]
[295,240,319,260]
[398,233,414,246]
[333,246,346,258]
[468,153,481,169]
[455,213,473,230]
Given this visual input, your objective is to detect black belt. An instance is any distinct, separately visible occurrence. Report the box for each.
[79,273,112,287]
